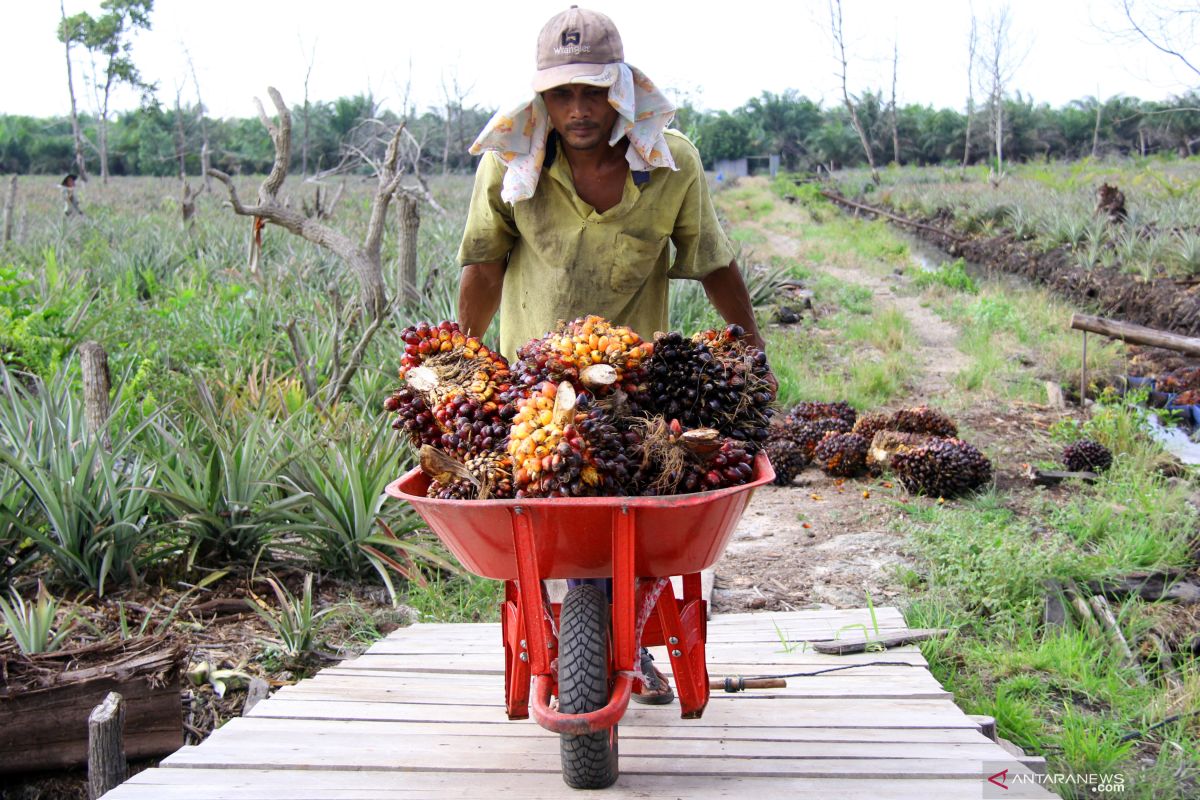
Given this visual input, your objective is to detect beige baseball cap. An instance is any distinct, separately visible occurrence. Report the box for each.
[532,6,624,92]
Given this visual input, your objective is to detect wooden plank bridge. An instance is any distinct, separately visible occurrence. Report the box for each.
[103,606,1053,798]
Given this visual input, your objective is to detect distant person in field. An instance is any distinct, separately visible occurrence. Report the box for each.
[60,174,84,217]
[455,5,770,706]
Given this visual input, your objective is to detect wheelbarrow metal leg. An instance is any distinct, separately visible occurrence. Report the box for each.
[510,507,552,676]
[611,506,636,673]
[655,585,710,719]
[502,580,531,720]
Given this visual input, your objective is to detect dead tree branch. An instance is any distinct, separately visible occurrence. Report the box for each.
[1121,0,1200,79]
[829,0,879,184]
[208,87,391,319]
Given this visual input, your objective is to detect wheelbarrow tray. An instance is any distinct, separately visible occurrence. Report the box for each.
[385,453,774,580]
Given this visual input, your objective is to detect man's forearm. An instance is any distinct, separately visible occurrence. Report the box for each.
[458,261,506,337]
[701,260,765,351]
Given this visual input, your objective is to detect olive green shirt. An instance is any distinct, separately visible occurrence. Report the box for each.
[458,129,736,362]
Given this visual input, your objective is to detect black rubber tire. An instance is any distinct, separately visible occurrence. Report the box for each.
[558,584,619,789]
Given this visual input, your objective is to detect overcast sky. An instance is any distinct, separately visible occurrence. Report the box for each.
[3,0,1196,123]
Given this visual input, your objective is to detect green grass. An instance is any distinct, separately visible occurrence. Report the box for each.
[897,395,1199,796]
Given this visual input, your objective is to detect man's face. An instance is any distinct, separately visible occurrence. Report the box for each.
[541,84,618,151]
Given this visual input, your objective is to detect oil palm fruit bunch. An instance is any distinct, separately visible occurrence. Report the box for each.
[763,418,811,486]
[398,320,510,396]
[1061,439,1113,473]
[813,432,870,477]
[510,316,653,409]
[851,412,892,442]
[634,418,754,495]
[389,321,513,458]
[383,386,443,448]
[420,446,515,500]
[787,401,857,427]
[646,325,775,451]
[866,430,934,472]
[790,416,853,460]
[506,381,635,498]
[891,438,992,498]
[888,406,958,438]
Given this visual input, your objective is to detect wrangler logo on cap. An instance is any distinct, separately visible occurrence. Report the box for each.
[555,29,591,55]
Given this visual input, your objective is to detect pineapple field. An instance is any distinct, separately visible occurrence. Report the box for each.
[1,158,1199,797]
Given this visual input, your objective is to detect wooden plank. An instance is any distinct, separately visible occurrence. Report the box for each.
[381,608,906,640]
[334,648,929,674]
[811,629,950,655]
[244,697,982,728]
[0,660,184,774]
[105,769,1054,800]
[275,675,950,702]
[382,610,906,639]
[312,662,926,681]
[193,722,1011,762]
[162,743,1036,780]
[362,624,914,652]
[173,715,995,744]
[300,670,945,692]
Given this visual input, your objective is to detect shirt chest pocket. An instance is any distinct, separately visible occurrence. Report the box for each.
[610,232,668,295]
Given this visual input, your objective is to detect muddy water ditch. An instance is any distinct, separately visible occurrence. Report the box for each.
[828,192,1200,339]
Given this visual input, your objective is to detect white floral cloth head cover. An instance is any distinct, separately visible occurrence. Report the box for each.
[468,63,677,204]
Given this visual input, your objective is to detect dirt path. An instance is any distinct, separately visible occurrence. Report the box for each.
[712,186,970,613]
[761,225,970,394]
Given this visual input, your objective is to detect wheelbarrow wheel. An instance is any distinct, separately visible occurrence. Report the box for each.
[558,584,618,789]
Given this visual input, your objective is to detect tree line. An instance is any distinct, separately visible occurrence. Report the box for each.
[2,88,1198,179]
[680,89,1200,172]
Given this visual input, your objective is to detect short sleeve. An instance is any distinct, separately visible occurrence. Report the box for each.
[666,139,736,280]
[457,152,519,266]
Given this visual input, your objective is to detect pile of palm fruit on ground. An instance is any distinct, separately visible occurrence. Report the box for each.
[383,317,776,499]
[765,402,994,498]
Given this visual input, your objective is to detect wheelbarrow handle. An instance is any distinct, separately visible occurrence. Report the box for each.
[709,676,788,692]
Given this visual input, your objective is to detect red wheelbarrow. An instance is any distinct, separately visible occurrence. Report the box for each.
[385,452,774,789]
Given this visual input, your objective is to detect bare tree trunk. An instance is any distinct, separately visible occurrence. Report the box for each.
[185,50,212,192]
[301,41,316,177]
[60,0,89,181]
[1091,94,1103,158]
[830,0,879,184]
[397,193,420,304]
[889,42,900,165]
[180,182,198,232]
[98,70,113,185]
[982,5,1016,186]
[87,692,126,799]
[174,90,188,182]
[2,176,15,246]
[79,341,111,451]
[962,14,977,172]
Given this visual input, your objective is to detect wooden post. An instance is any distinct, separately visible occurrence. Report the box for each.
[79,342,112,450]
[2,175,15,245]
[397,193,420,305]
[1070,312,1200,356]
[88,691,127,799]
[969,714,998,742]
[1080,330,1088,405]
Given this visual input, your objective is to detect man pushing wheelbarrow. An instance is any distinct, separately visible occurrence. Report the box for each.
[388,6,776,789]
[457,4,769,708]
